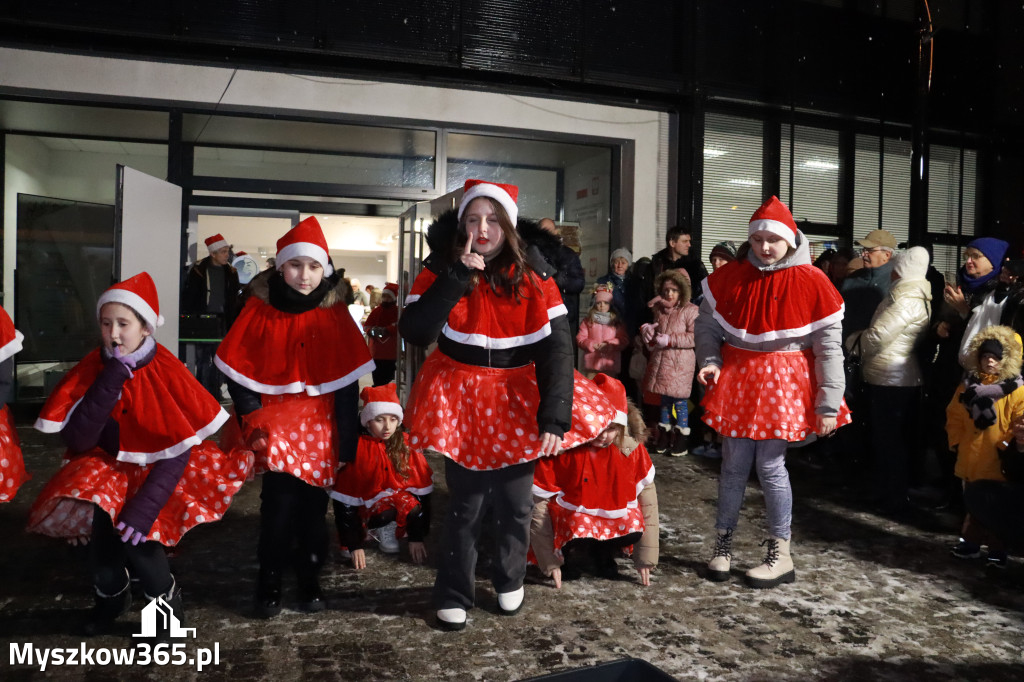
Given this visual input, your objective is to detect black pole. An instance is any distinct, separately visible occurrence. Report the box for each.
[908,1,934,246]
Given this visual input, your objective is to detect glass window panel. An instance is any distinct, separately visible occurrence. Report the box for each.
[854,134,912,244]
[929,145,976,238]
[702,113,764,273]
[185,115,435,188]
[781,125,840,225]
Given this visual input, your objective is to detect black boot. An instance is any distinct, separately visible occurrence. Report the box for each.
[295,553,326,613]
[255,567,283,619]
[145,577,187,643]
[653,425,671,454]
[83,574,132,636]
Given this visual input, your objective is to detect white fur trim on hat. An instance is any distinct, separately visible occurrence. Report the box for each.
[205,237,228,253]
[459,183,518,225]
[276,243,334,277]
[97,290,164,331]
[748,218,797,249]
[360,401,404,427]
[612,409,628,427]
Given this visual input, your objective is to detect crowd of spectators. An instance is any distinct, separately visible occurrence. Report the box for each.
[572,223,1024,565]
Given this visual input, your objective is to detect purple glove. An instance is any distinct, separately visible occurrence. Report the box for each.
[654,333,670,348]
[110,348,137,378]
[116,521,146,546]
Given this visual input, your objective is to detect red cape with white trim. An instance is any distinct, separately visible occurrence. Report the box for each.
[35,345,228,464]
[215,297,373,395]
[701,258,844,342]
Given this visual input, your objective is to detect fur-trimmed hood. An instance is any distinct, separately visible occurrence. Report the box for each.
[652,268,692,307]
[245,268,349,309]
[965,324,1023,381]
[424,208,561,277]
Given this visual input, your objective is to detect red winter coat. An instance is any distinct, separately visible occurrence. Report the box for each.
[576,317,629,373]
[642,302,699,398]
[363,301,398,361]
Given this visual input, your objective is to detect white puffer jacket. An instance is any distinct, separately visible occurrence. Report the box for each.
[851,277,932,387]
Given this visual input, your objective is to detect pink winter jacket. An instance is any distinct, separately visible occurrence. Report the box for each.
[576,318,630,373]
[642,302,699,398]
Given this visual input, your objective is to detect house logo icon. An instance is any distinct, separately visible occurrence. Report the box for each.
[133,596,196,639]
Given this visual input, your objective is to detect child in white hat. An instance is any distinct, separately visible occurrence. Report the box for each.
[400,179,618,630]
[28,272,248,637]
[696,197,850,590]
[531,374,659,587]
[331,383,433,569]
[216,217,374,617]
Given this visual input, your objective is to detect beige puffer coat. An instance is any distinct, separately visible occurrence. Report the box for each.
[850,277,932,387]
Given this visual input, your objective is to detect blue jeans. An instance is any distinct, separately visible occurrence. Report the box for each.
[715,437,792,539]
[659,395,688,428]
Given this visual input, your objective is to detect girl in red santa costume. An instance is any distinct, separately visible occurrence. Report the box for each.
[0,307,27,502]
[530,373,659,587]
[696,196,850,589]
[331,383,433,569]
[400,179,617,631]
[28,272,249,635]
[215,217,374,617]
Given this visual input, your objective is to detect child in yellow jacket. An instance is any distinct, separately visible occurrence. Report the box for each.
[946,325,1024,568]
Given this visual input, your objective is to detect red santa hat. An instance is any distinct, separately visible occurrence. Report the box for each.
[458,179,519,225]
[276,217,334,276]
[748,196,798,249]
[382,282,399,300]
[592,373,628,427]
[205,233,229,253]
[234,250,247,257]
[96,272,164,331]
[360,383,403,427]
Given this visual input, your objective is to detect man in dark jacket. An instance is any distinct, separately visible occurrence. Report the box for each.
[181,233,240,399]
[646,226,708,304]
[537,218,585,331]
[839,229,897,341]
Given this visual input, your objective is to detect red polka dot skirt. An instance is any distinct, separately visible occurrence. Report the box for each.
[362,491,423,541]
[0,406,28,503]
[27,441,253,546]
[244,393,339,488]
[701,344,852,442]
[405,352,617,471]
[548,502,645,551]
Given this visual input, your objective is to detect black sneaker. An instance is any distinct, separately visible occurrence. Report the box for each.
[950,538,982,560]
[985,550,1009,569]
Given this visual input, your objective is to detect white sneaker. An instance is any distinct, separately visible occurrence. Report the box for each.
[370,522,399,554]
[437,607,467,631]
[497,586,524,615]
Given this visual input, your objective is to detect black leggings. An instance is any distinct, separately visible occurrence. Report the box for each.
[90,507,172,597]
[564,532,644,557]
[259,472,329,570]
[333,495,431,550]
